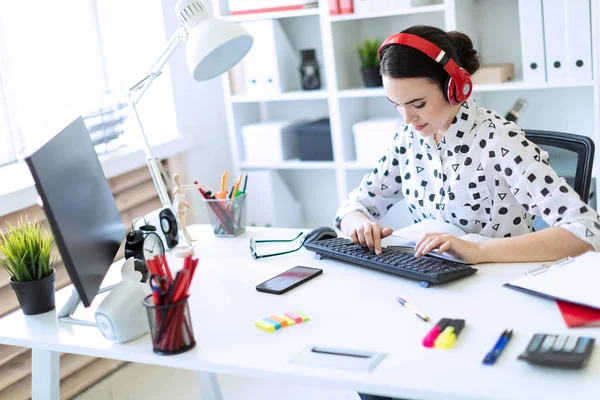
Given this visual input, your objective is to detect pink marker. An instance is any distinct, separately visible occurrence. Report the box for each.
[422,318,451,348]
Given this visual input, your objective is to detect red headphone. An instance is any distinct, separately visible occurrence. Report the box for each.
[378,33,472,105]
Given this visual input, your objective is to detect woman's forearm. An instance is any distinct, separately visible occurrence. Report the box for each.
[477,227,593,263]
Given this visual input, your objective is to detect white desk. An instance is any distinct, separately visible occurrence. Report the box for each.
[0,225,598,400]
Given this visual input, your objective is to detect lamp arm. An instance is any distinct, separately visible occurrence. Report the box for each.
[127,26,187,209]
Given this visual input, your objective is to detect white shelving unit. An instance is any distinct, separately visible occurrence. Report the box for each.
[211,0,600,229]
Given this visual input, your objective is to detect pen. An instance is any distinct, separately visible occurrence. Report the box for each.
[396,296,430,322]
[242,173,248,193]
[483,329,512,365]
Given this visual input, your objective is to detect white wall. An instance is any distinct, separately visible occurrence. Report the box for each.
[160,0,234,224]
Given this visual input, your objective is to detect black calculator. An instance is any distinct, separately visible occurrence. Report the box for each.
[518,334,595,369]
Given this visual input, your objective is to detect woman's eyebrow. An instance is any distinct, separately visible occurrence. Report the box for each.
[403,97,426,105]
[386,97,425,105]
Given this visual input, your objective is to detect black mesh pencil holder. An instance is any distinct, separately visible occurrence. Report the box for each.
[143,294,196,355]
[203,192,247,237]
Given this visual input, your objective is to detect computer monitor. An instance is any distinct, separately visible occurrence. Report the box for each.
[24,116,126,310]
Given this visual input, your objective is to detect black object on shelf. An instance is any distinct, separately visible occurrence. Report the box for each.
[296,118,334,161]
[361,67,383,87]
[505,98,528,122]
[300,49,321,91]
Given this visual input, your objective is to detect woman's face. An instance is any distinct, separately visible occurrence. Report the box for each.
[383,76,459,139]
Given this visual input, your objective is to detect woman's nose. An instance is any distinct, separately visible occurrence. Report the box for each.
[402,107,416,123]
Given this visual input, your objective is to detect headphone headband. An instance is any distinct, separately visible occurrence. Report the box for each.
[378,33,472,105]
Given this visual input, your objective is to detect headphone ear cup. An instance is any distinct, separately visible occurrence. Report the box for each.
[445,76,458,105]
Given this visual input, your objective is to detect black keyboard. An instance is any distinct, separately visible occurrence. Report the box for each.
[304,237,477,287]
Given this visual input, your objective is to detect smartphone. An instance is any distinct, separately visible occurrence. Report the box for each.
[256,266,323,295]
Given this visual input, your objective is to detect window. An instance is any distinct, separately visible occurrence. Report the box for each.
[0,0,177,165]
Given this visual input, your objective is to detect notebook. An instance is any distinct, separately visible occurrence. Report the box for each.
[380,219,491,262]
[504,251,600,310]
[556,300,600,328]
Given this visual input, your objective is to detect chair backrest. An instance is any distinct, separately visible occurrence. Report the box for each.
[524,130,595,231]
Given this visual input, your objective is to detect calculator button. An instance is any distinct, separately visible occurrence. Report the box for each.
[563,336,579,352]
[528,334,545,352]
[552,336,567,352]
[540,335,557,352]
[575,337,591,354]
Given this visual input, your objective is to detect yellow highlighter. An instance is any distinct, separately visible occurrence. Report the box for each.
[434,319,465,349]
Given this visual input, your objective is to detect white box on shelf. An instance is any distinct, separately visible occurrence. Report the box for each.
[242,120,305,164]
[246,170,303,228]
[352,118,400,164]
[239,20,300,95]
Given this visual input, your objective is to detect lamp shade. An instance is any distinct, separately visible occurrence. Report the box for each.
[186,18,253,81]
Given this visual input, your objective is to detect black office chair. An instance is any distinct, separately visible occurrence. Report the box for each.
[524,130,595,231]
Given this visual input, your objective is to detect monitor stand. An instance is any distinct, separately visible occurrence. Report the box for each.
[57,284,117,326]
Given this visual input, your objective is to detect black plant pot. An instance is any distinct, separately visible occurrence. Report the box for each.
[10,269,56,315]
[361,68,383,87]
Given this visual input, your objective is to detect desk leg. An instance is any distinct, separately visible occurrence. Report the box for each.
[195,371,222,400]
[32,348,60,400]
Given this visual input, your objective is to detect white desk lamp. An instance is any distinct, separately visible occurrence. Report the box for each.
[128,0,253,210]
[56,1,253,334]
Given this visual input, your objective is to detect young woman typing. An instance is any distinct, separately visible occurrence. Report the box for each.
[335,25,600,268]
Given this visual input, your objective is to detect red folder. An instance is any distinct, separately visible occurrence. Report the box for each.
[329,0,340,15]
[556,300,600,328]
[339,0,353,14]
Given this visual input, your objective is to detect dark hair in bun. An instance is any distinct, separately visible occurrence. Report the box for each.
[379,25,480,97]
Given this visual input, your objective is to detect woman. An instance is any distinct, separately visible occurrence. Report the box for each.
[336,25,599,269]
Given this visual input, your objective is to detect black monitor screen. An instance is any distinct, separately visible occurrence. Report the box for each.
[25,116,126,307]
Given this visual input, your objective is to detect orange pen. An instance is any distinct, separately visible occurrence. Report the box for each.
[215,171,228,199]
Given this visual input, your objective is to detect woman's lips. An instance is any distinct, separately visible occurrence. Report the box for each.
[414,123,427,131]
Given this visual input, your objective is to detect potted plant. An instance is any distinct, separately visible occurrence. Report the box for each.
[0,217,57,315]
[356,38,383,88]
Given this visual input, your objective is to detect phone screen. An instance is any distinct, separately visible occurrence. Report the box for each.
[256,266,322,294]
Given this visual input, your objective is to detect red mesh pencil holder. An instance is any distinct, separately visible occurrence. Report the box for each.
[143,294,196,355]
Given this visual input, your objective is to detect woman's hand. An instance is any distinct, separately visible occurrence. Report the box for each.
[349,222,393,255]
[414,232,484,264]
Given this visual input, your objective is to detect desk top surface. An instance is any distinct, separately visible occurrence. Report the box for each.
[0,225,598,400]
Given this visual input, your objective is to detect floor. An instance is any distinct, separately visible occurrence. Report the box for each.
[74,363,361,400]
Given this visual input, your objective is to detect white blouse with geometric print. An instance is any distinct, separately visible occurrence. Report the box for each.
[335,97,600,251]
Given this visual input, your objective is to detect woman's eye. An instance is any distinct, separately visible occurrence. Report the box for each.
[414,103,426,109]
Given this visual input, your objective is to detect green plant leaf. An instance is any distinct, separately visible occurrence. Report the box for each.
[0,216,56,282]
[355,37,382,69]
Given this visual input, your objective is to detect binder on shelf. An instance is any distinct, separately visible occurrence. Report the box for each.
[245,170,303,228]
[339,0,353,14]
[329,0,341,15]
[239,20,300,95]
[542,0,568,82]
[518,0,546,83]
[564,0,592,81]
[228,0,318,15]
[370,0,432,12]
[352,0,371,14]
